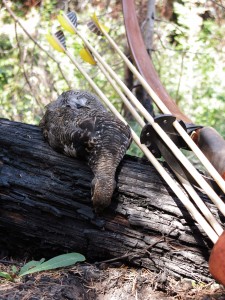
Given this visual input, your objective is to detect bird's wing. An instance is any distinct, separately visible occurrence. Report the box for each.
[40,107,98,158]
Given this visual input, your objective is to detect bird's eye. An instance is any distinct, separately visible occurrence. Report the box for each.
[76,103,84,109]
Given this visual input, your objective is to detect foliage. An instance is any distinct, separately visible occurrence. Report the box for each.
[0,0,224,158]
[0,253,85,282]
[0,0,126,123]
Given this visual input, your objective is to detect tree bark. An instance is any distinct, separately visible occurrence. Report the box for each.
[141,0,155,54]
[0,118,222,282]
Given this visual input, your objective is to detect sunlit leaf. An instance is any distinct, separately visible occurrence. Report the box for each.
[19,259,45,276]
[0,272,12,281]
[19,253,85,277]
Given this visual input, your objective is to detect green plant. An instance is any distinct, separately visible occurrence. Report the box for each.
[0,265,18,281]
[0,253,85,282]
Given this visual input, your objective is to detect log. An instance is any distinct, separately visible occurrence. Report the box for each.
[0,118,223,282]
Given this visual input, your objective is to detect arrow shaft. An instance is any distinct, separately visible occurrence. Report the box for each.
[94,19,225,195]
[65,49,219,244]
[73,28,225,217]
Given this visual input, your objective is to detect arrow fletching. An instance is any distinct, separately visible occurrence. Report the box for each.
[46,30,66,52]
[67,11,78,27]
[90,13,109,34]
[87,20,103,36]
[57,11,77,34]
[79,46,96,65]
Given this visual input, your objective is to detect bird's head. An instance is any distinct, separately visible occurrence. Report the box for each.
[57,90,89,109]
[48,90,107,111]
[91,176,116,213]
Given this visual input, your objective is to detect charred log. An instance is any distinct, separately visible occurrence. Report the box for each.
[0,118,222,283]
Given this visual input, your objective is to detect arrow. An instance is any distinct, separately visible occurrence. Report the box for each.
[57,12,225,220]
[77,31,223,238]
[46,29,221,243]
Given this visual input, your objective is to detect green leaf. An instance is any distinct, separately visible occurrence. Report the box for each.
[11,266,18,274]
[18,259,45,276]
[0,272,13,280]
[19,253,85,277]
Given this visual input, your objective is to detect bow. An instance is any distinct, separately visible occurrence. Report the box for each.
[122,0,225,285]
[122,0,225,180]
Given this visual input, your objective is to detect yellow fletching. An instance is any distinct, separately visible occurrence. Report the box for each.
[79,48,96,65]
[57,14,76,34]
[91,13,100,27]
[91,13,109,33]
[46,34,65,53]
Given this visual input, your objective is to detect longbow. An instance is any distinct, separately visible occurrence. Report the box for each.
[122,0,225,180]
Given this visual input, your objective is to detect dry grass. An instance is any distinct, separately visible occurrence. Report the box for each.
[0,261,225,300]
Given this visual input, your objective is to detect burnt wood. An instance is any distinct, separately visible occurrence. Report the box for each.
[0,118,222,282]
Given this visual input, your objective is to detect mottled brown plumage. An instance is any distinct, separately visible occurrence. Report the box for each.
[40,90,132,212]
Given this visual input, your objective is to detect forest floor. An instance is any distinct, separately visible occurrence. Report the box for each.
[0,260,225,300]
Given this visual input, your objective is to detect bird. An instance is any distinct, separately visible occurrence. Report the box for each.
[40,90,132,212]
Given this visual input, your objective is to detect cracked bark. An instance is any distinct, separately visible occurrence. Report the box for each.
[0,118,223,282]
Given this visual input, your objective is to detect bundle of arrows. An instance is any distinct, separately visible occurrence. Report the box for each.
[38,11,225,285]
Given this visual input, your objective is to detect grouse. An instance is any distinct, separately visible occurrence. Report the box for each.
[40,90,132,212]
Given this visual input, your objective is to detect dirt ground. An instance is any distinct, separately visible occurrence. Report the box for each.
[0,260,225,300]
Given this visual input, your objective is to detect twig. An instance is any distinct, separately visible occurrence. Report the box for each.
[175,52,185,104]
[155,31,206,55]
[210,0,225,10]
[95,252,136,265]
[14,21,44,110]
[95,228,177,265]
[145,227,177,252]
[2,0,72,90]
[0,259,21,266]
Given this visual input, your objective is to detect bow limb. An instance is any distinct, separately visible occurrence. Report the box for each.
[122,0,191,123]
